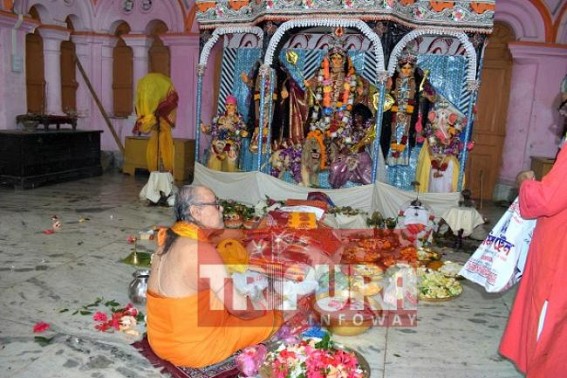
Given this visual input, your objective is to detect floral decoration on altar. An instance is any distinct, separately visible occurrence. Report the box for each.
[195,0,496,33]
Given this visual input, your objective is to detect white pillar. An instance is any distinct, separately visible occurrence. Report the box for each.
[121,34,151,97]
[75,34,117,148]
[70,34,93,119]
[37,27,70,115]
[161,34,200,138]
[100,37,118,115]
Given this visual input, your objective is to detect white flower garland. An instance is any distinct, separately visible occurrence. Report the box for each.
[263,18,385,74]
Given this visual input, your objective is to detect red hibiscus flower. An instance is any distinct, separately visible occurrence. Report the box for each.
[33,321,51,333]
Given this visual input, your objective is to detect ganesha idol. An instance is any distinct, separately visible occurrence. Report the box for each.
[416,100,470,193]
[201,95,248,172]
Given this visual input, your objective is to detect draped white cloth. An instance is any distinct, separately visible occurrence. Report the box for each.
[441,206,485,237]
[139,171,178,205]
[193,163,459,219]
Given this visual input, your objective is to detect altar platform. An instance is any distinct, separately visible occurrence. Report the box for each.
[0,171,522,377]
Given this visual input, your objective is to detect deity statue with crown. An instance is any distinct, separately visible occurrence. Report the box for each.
[305,29,369,143]
[380,50,436,189]
[301,28,372,172]
[201,95,249,172]
[414,99,470,193]
[381,51,436,167]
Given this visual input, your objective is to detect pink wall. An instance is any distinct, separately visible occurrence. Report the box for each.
[500,45,567,185]
[495,0,567,188]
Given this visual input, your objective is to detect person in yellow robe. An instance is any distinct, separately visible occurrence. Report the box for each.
[134,73,179,173]
[146,185,282,368]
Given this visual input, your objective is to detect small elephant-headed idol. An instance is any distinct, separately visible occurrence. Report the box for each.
[201,95,248,172]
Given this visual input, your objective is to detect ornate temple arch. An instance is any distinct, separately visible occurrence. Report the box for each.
[194,26,265,157]
[263,18,385,72]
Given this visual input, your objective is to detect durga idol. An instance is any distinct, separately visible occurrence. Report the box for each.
[305,32,365,141]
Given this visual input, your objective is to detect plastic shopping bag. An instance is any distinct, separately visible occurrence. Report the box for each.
[459,198,536,293]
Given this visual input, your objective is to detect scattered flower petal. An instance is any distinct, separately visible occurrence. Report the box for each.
[93,311,108,322]
[33,321,51,333]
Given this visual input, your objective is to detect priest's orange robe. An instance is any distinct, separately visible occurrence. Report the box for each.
[147,289,281,368]
[499,147,567,376]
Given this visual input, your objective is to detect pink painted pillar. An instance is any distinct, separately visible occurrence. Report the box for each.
[160,33,200,139]
[100,37,118,116]
[500,44,567,185]
[37,27,70,115]
[122,34,151,107]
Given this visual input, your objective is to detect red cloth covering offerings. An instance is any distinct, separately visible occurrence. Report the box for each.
[499,147,567,376]
[245,211,343,280]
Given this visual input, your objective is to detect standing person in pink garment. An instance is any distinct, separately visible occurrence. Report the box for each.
[499,139,567,376]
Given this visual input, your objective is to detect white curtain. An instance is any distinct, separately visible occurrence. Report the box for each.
[193,163,459,218]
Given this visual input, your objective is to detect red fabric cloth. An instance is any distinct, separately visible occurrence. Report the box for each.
[499,147,567,376]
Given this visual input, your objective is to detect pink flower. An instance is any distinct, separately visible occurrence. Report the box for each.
[236,345,267,376]
[110,312,122,330]
[273,360,289,378]
[93,311,108,322]
[307,370,325,378]
[33,321,50,333]
[123,303,139,317]
[452,9,464,21]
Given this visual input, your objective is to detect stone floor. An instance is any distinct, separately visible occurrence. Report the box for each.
[0,171,523,378]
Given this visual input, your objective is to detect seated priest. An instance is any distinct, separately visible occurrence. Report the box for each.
[146,185,282,368]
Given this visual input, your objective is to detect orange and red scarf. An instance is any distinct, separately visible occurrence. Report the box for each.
[156,221,209,247]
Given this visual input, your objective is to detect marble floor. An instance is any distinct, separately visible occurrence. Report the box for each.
[0,171,524,378]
